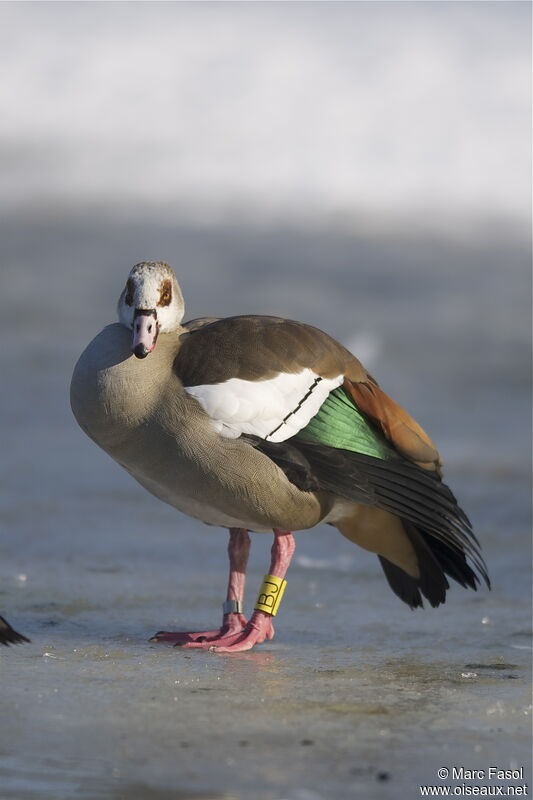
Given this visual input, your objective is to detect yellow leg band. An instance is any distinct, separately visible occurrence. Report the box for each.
[254,574,287,616]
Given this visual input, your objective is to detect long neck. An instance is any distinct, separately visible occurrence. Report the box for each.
[70,323,186,450]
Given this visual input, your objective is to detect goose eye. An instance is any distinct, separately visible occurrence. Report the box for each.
[158,280,172,307]
[124,278,134,306]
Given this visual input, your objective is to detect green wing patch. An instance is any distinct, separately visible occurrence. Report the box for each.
[296,387,394,460]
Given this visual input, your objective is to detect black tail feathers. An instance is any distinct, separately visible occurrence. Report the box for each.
[0,616,30,646]
[379,521,487,609]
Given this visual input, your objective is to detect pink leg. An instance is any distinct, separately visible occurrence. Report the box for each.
[180,529,296,653]
[150,528,251,644]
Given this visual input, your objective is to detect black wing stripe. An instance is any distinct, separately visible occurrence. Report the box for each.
[266,376,323,440]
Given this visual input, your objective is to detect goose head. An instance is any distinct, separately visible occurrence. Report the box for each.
[117,261,185,358]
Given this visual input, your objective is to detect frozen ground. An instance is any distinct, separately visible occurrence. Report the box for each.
[0,214,531,799]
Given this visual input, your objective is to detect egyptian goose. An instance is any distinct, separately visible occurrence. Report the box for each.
[70,261,489,652]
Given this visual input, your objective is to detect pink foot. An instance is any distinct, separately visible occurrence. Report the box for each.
[177,611,274,653]
[150,614,247,645]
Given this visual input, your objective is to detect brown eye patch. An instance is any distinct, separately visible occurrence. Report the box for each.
[158,279,172,307]
[124,278,134,306]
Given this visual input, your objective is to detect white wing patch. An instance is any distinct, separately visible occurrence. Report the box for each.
[185,369,344,442]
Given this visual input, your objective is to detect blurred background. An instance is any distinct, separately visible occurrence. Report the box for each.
[0,2,531,799]
[0,1,531,234]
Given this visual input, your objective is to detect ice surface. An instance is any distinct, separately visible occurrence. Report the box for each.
[0,212,530,799]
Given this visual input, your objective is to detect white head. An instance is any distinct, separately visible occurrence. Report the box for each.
[117,261,185,358]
